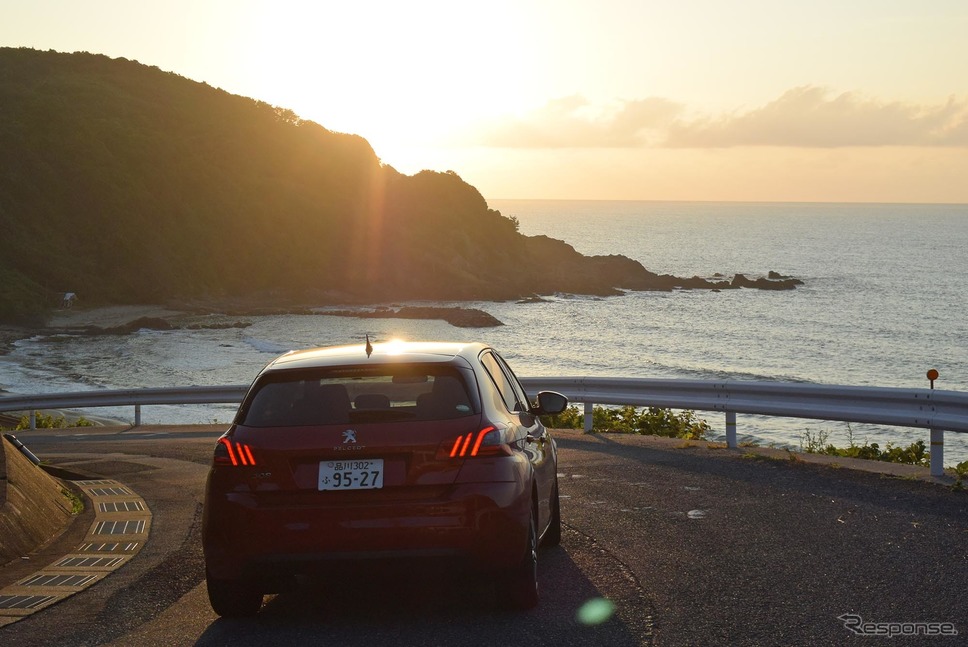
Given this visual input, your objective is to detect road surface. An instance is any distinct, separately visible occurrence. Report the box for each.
[1,426,964,646]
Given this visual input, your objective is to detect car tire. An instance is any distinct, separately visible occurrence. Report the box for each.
[206,569,263,617]
[506,508,539,610]
[542,479,562,547]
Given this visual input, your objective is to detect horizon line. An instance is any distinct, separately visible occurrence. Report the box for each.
[486,198,968,207]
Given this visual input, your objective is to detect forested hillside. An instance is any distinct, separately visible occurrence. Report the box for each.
[0,48,795,325]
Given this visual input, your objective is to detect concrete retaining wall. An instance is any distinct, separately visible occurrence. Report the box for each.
[0,436,75,564]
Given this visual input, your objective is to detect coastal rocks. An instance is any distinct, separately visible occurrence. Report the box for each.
[731,273,804,290]
[577,255,801,292]
[50,316,252,338]
[518,235,803,294]
[32,308,502,347]
[102,316,173,334]
[183,321,254,330]
[326,306,503,328]
[0,328,26,355]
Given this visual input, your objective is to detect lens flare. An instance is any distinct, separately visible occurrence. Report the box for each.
[576,597,616,625]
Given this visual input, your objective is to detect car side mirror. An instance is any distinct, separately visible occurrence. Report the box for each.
[531,391,568,416]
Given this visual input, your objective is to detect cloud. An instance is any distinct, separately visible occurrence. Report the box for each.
[472,94,685,148]
[667,86,968,148]
[469,87,968,149]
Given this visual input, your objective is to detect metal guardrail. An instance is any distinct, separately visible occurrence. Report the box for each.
[2,378,967,476]
[0,385,249,427]
[519,377,968,477]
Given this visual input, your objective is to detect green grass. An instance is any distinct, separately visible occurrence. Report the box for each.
[61,488,84,515]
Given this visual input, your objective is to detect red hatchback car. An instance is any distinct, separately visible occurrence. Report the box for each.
[203,341,568,616]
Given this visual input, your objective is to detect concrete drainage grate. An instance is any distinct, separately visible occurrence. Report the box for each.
[98,501,145,513]
[93,519,146,535]
[0,595,58,610]
[0,478,151,625]
[78,541,141,553]
[56,556,124,568]
[21,574,97,588]
[88,486,132,497]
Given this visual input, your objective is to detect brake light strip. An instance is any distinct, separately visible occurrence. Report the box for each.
[448,426,498,458]
[219,438,238,465]
[218,438,257,466]
[470,426,495,456]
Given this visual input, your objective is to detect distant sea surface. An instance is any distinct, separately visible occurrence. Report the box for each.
[3,200,967,465]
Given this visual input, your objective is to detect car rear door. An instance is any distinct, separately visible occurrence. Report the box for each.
[478,351,555,529]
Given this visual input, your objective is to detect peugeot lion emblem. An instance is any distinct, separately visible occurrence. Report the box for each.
[342,430,358,444]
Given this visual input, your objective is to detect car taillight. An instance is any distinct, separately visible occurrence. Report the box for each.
[438,426,512,459]
[214,437,257,466]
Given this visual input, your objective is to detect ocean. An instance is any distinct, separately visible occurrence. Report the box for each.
[2,200,967,465]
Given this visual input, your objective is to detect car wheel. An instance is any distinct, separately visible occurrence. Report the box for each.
[542,479,562,547]
[206,568,263,617]
[506,508,539,610]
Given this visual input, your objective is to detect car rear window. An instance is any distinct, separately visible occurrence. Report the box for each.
[238,365,480,427]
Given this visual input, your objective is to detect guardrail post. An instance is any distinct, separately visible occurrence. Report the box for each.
[583,401,593,434]
[725,411,737,448]
[929,428,943,477]
[134,404,141,427]
[29,410,36,430]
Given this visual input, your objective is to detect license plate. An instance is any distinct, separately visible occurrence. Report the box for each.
[318,459,384,491]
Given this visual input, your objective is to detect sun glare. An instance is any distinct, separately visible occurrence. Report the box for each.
[383,339,408,355]
[226,1,539,173]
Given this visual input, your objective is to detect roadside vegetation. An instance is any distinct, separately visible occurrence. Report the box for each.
[546,407,968,481]
[61,487,85,515]
[800,425,968,477]
[800,427,930,466]
[1,411,94,431]
[544,404,711,440]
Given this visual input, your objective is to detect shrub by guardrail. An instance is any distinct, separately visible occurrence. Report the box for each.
[1,412,95,431]
[545,404,711,440]
[800,425,933,467]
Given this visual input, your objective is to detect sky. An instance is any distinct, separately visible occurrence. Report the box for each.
[3,0,968,203]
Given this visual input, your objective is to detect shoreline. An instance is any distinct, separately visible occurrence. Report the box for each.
[3,304,967,467]
[0,302,507,357]
[1,305,188,355]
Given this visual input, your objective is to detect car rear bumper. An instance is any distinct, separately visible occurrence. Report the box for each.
[203,481,531,583]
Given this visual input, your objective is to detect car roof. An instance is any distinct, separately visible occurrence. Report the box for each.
[263,341,487,372]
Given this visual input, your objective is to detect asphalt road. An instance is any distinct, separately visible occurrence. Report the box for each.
[2,427,965,646]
